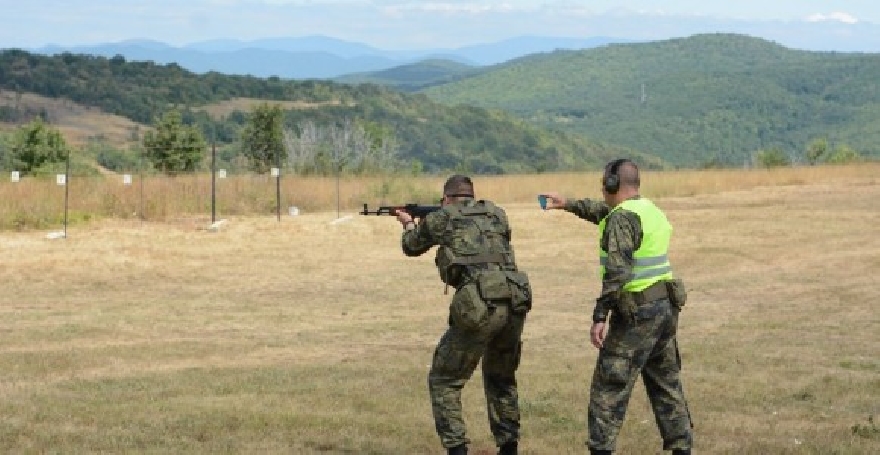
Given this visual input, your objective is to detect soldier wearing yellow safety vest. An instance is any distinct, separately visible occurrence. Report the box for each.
[541,159,693,455]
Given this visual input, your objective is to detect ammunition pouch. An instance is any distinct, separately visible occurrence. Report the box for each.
[435,247,461,287]
[476,270,532,315]
[665,278,687,309]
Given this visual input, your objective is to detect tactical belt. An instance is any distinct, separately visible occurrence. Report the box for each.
[446,253,507,295]
[450,253,506,266]
[634,281,669,305]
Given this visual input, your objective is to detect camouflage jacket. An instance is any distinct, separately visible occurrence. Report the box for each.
[564,196,645,323]
[401,198,516,286]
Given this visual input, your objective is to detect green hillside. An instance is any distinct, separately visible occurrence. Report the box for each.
[422,33,880,166]
[0,50,645,174]
[334,59,485,92]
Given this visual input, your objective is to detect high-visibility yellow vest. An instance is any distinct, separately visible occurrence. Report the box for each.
[598,198,673,292]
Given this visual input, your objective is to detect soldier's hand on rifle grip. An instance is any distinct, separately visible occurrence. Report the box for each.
[397,210,414,227]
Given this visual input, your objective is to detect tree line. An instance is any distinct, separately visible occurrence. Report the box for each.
[0,104,426,177]
[0,108,861,180]
[0,49,631,174]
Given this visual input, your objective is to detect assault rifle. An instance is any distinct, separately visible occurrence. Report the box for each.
[360,203,441,221]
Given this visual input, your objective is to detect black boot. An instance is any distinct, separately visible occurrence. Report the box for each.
[448,444,468,455]
[590,450,612,455]
[671,450,691,455]
[498,440,517,455]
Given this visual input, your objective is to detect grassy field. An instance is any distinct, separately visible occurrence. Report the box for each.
[1,166,879,453]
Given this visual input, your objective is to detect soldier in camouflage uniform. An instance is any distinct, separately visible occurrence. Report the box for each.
[397,175,532,455]
[542,159,693,454]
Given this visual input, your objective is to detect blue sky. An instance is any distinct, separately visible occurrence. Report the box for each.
[3,0,879,50]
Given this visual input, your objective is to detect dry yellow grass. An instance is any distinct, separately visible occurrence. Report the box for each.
[0,92,345,149]
[0,167,878,453]
[0,89,143,148]
[1,164,877,231]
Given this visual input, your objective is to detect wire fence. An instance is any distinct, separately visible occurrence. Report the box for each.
[3,162,878,233]
[0,166,442,232]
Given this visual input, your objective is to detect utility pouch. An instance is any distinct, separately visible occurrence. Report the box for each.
[506,271,532,314]
[477,271,513,300]
[435,247,462,287]
[665,278,688,309]
[476,271,532,315]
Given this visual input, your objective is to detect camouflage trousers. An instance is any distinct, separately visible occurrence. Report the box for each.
[587,297,692,452]
[428,295,526,449]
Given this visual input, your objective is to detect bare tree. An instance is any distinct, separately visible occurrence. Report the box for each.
[283,119,400,175]
[284,120,321,174]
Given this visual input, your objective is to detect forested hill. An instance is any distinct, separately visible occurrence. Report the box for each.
[422,33,880,166]
[0,50,647,174]
[333,59,485,92]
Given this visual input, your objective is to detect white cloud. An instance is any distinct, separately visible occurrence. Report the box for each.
[805,12,859,24]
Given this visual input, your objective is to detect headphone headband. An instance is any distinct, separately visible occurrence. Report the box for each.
[603,158,630,194]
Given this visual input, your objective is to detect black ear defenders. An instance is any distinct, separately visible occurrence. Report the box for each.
[603,158,629,194]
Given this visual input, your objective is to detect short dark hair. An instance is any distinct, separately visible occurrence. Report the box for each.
[443,174,474,197]
[605,159,640,189]
[617,160,640,188]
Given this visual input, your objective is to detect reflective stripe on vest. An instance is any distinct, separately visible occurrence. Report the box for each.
[598,198,674,292]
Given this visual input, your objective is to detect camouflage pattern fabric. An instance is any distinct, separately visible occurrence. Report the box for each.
[565,197,644,322]
[565,196,692,451]
[402,198,527,449]
[588,297,692,451]
[430,300,525,448]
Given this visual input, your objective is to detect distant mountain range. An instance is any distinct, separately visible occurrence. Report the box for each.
[15,6,880,80]
[23,35,631,79]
